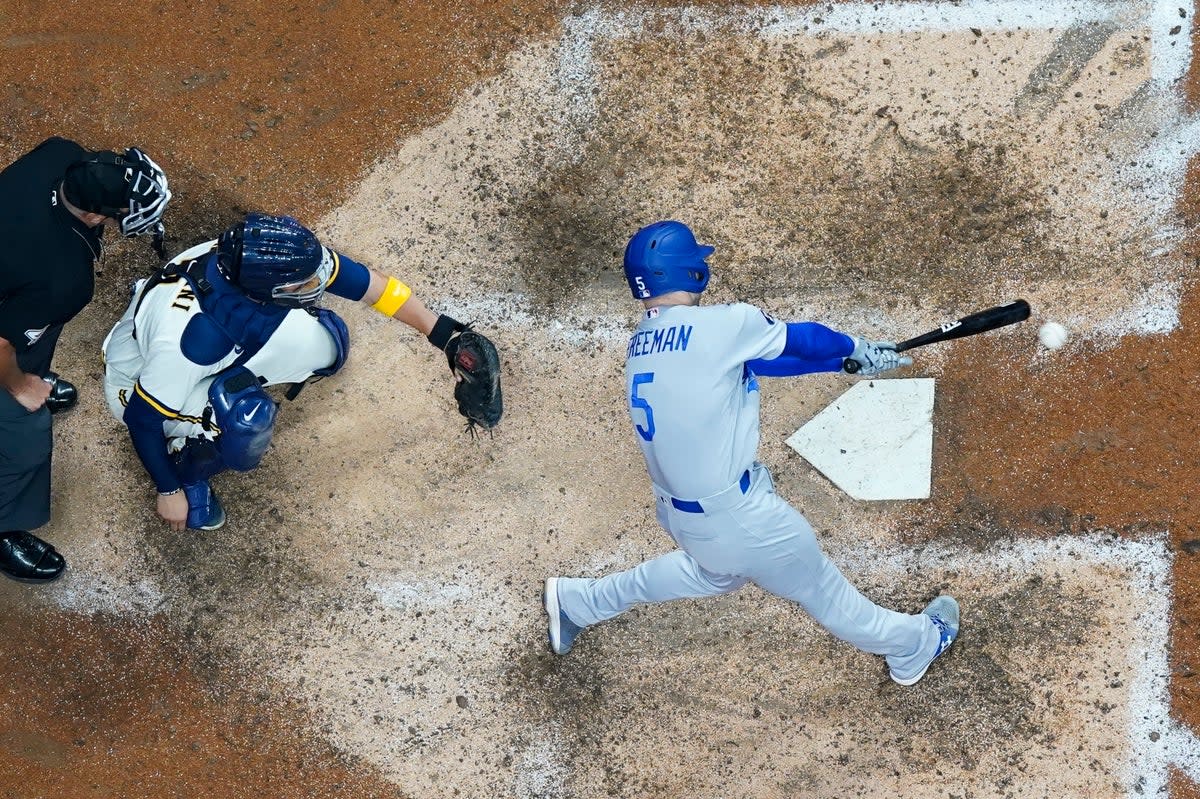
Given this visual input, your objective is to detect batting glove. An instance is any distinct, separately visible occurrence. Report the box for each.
[849,337,912,376]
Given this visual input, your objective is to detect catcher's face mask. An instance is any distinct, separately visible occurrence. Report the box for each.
[271,246,334,307]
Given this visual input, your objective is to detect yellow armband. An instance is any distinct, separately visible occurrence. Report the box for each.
[371,277,412,317]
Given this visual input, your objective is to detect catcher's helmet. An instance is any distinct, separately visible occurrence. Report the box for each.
[623,221,714,300]
[63,147,172,238]
[217,213,332,308]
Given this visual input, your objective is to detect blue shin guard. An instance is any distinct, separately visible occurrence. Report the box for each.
[183,480,226,531]
[171,440,227,531]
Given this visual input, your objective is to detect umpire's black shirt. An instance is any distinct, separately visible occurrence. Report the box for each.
[0,137,103,376]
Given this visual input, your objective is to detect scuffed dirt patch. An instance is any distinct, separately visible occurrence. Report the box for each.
[492,20,1170,325]
[503,553,1133,799]
[0,607,407,799]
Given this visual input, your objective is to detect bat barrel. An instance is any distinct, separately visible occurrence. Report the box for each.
[841,299,1031,373]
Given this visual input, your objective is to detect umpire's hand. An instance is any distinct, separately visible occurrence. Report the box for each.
[10,373,51,412]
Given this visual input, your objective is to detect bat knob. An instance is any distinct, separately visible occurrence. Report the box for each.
[842,358,860,374]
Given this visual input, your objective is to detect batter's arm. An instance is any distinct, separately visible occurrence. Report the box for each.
[747,354,844,376]
[745,322,853,376]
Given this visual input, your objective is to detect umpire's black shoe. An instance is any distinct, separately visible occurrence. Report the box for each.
[0,531,65,583]
[44,373,78,415]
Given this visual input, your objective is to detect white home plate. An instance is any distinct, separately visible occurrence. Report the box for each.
[786,378,935,500]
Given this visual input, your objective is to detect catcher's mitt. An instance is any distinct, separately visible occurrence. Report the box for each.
[444,329,503,434]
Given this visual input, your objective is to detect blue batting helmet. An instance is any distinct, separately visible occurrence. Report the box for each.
[623,221,714,300]
[217,213,332,308]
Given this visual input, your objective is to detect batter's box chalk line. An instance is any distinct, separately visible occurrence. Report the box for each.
[831,531,1194,795]
[452,0,1200,340]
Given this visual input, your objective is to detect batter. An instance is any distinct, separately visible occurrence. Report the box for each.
[544,220,959,686]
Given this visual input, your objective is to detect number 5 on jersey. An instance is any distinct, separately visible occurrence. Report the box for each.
[631,372,655,441]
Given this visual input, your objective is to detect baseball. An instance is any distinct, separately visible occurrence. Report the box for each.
[1038,321,1069,350]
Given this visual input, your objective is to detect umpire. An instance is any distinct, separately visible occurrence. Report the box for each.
[0,137,171,583]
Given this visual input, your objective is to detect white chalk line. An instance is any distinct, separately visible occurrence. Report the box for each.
[1171,725,1200,781]
[496,1,1199,344]
[833,531,1181,796]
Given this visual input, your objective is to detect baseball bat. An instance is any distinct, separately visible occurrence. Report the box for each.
[843,299,1031,374]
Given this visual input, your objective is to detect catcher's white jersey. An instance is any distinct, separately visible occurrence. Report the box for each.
[624,302,785,499]
[102,242,336,442]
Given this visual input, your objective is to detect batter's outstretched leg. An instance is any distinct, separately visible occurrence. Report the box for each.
[544,550,748,655]
[746,494,954,681]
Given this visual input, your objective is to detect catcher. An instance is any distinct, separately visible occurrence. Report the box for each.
[102,212,502,531]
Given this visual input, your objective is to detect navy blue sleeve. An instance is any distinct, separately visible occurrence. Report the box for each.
[324,250,372,301]
[122,391,180,493]
[747,354,845,376]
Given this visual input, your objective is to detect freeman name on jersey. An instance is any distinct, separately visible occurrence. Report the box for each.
[627,324,693,358]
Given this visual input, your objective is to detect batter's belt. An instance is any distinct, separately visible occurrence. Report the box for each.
[653,466,754,514]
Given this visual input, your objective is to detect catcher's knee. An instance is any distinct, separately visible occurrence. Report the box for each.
[172,436,225,484]
[208,366,277,472]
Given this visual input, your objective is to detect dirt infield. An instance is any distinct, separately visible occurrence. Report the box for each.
[2,1,1199,798]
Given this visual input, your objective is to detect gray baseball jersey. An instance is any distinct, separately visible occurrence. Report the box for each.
[556,301,943,679]
[624,302,784,499]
